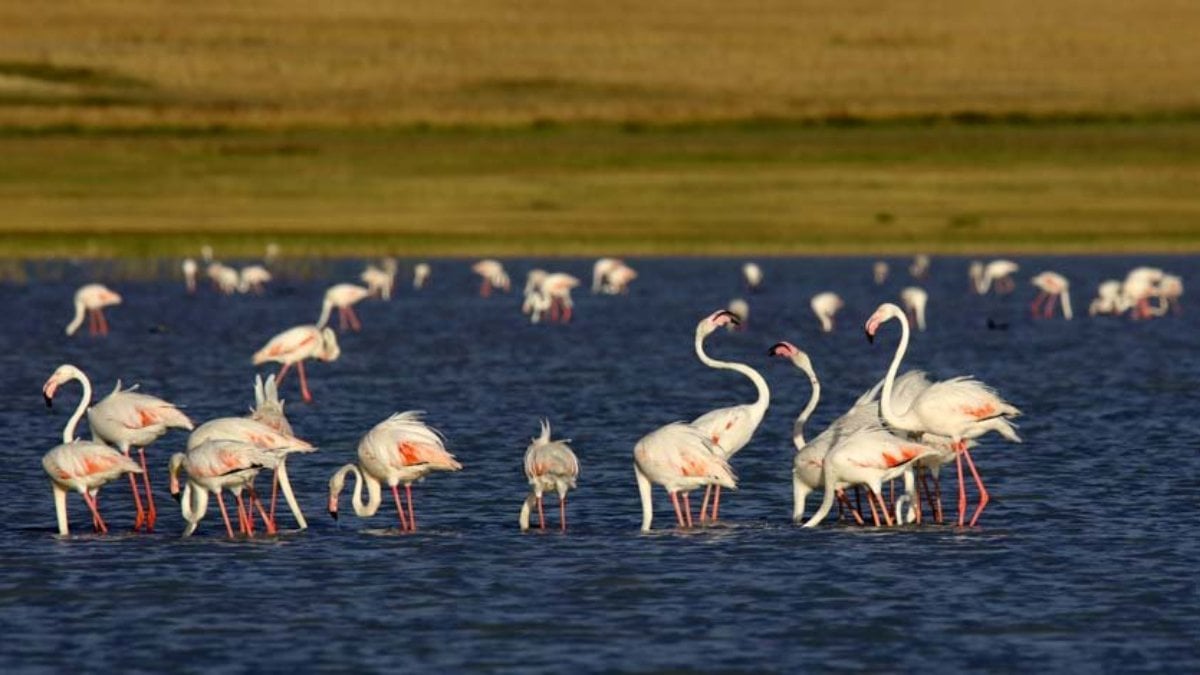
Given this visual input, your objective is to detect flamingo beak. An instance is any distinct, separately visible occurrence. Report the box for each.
[44,393,53,408]
[329,509,338,521]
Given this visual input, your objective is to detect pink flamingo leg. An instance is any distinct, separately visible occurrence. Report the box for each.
[681,493,694,528]
[874,490,894,527]
[138,448,156,531]
[956,449,968,527]
[480,280,491,297]
[235,493,252,535]
[297,361,312,403]
[563,304,572,323]
[405,484,416,531]
[1030,292,1047,318]
[390,485,410,531]
[98,309,109,335]
[346,306,362,331]
[669,491,685,527]
[87,309,98,336]
[699,486,712,522]
[537,495,546,530]
[214,491,236,538]
[559,495,567,532]
[865,489,881,527]
[250,487,277,535]
[711,485,722,521]
[836,490,865,526]
[127,470,146,531]
[81,491,108,534]
[962,448,990,527]
[275,363,291,386]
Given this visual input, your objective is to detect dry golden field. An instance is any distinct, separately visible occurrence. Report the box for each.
[2,1,1200,128]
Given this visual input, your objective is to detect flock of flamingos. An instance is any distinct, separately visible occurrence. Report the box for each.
[47,253,1183,538]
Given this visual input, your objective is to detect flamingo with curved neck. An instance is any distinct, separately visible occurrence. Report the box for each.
[690,309,770,522]
[328,464,384,519]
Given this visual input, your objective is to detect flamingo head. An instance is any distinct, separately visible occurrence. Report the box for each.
[700,309,740,335]
[168,453,186,500]
[864,303,905,343]
[768,341,813,373]
[318,328,341,362]
[101,288,123,306]
[42,364,81,407]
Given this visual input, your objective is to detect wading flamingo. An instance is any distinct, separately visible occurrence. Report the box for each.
[633,422,736,532]
[42,378,141,536]
[604,264,638,294]
[909,254,930,280]
[252,325,341,404]
[238,265,272,294]
[811,292,843,333]
[413,262,431,289]
[207,263,239,295]
[874,261,889,285]
[1030,272,1073,320]
[1156,274,1183,314]
[328,412,462,531]
[540,273,581,322]
[182,259,198,294]
[472,259,510,297]
[691,309,769,521]
[519,419,580,531]
[317,283,372,331]
[43,364,193,532]
[976,260,1019,294]
[169,440,278,538]
[66,284,122,337]
[592,258,623,293]
[900,287,928,331]
[727,298,749,330]
[742,262,763,291]
[1089,280,1126,316]
[361,259,397,300]
[1122,267,1163,319]
[865,303,1021,526]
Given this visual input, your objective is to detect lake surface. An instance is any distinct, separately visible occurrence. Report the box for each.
[1,256,1197,673]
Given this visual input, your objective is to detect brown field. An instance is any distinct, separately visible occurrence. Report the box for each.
[2,1,1200,129]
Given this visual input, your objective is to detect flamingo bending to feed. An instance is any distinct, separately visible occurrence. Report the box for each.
[472,259,511,297]
[317,283,372,331]
[874,261,889,285]
[519,420,580,531]
[1122,266,1164,319]
[43,365,193,532]
[66,284,122,336]
[900,287,928,331]
[742,262,763,291]
[633,422,736,532]
[238,265,272,294]
[540,273,581,322]
[865,303,1021,526]
[604,264,638,294]
[1089,280,1127,316]
[1155,274,1183,315]
[413,262,431,290]
[810,292,844,333]
[182,259,198,294]
[910,254,931,280]
[328,412,462,531]
[975,260,1020,294]
[252,325,341,404]
[1030,272,1073,320]
[42,380,142,536]
[169,440,279,538]
[207,263,239,295]
[592,258,623,293]
[361,259,397,300]
[691,309,769,521]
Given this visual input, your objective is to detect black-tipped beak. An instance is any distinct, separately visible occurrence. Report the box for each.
[172,491,182,503]
[865,330,875,344]
[44,394,53,409]
[767,342,786,356]
[328,510,338,521]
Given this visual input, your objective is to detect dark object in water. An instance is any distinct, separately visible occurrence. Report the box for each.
[987,318,1009,330]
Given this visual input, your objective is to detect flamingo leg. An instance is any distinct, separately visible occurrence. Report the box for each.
[405,484,416,531]
[932,472,944,523]
[563,303,573,323]
[250,487,277,535]
[681,492,693,528]
[98,309,109,335]
[537,496,546,530]
[865,489,881,527]
[712,485,722,521]
[559,495,567,532]
[911,476,923,525]
[346,305,362,331]
[297,361,312,403]
[390,485,410,531]
[214,491,236,538]
[699,485,712,522]
[138,448,156,531]
[836,489,865,526]
[87,309,99,336]
[956,450,968,527]
[962,448,990,527]
[81,491,108,534]
[669,491,685,527]
[874,489,894,527]
[480,280,491,297]
[127,469,146,531]
[269,472,279,525]
[1030,291,1047,317]
[276,362,291,386]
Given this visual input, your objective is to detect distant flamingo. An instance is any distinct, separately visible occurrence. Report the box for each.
[865,303,1021,526]
[361,259,397,300]
[900,287,928,331]
[1030,272,1073,320]
[976,260,1020,295]
[604,264,638,294]
[873,261,889,285]
[1156,274,1183,315]
[691,309,769,521]
[42,375,141,536]
[207,263,239,295]
[1089,280,1126,316]
[169,440,278,538]
[413,262,431,290]
[742,262,763,291]
[317,283,372,331]
[252,325,341,404]
[328,412,462,531]
[238,265,272,294]
[1122,267,1163,319]
[182,259,198,294]
[592,258,623,293]
[810,292,843,333]
[43,364,194,532]
[968,261,984,292]
[727,298,749,330]
[65,284,122,337]
[519,420,580,531]
[909,254,930,280]
[472,260,510,297]
[633,422,736,531]
[541,273,581,322]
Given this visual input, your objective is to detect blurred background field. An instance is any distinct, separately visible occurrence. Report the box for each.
[2,0,1199,255]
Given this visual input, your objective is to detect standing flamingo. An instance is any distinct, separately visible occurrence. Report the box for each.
[1030,272,1073,320]
[691,309,769,521]
[328,412,462,531]
[742,262,763,291]
[900,287,928,331]
[65,284,122,336]
[519,420,580,531]
[238,265,272,294]
[43,365,193,532]
[182,259,198,294]
[252,325,341,404]
[633,422,736,531]
[361,259,397,300]
[873,261,889,285]
[472,260,511,297]
[909,254,931,280]
[413,262,431,290]
[810,292,843,333]
[169,440,279,538]
[42,376,141,536]
[1122,267,1164,319]
[592,258,623,293]
[317,283,372,331]
[207,263,239,295]
[865,303,1021,526]
[604,264,638,294]
[976,260,1020,294]
[1089,280,1127,316]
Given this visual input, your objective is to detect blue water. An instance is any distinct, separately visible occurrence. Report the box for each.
[1,257,1197,672]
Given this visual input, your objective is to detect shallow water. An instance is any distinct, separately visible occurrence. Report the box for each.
[1,257,1197,672]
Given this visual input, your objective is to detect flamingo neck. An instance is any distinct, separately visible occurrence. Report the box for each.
[694,329,770,417]
[315,299,333,329]
[879,311,917,432]
[65,298,86,336]
[63,369,92,444]
[792,363,820,448]
[635,462,654,532]
[334,464,382,517]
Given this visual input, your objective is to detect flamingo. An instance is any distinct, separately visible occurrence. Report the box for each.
[976,260,1020,295]
[540,273,581,322]
[523,269,548,296]
[742,262,763,291]
[317,283,372,331]
[633,422,736,532]
[413,262,431,290]
[1089,280,1127,316]
[265,242,280,263]
[519,420,580,531]
[361,259,397,300]
[909,254,930,280]
[43,364,193,532]
[182,259,198,294]
[1122,267,1163,319]
[873,261,889,285]
[865,302,1021,526]
[238,265,272,294]
[1030,272,1073,320]
[604,264,638,294]
[691,309,769,521]
[252,325,341,404]
[810,292,843,333]
[65,284,121,337]
[169,440,279,538]
[968,261,984,292]
[42,374,142,536]
[472,259,510,297]
[727,298,749,330]
[900,287,928,331]
[1155,274,1183,315]
[592,257,623,293]
[207,263,239,295]
[328,412,462,531]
